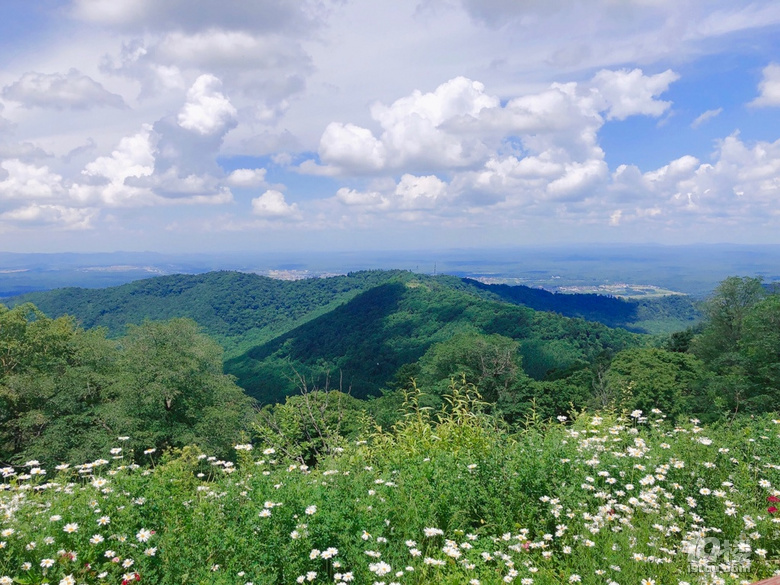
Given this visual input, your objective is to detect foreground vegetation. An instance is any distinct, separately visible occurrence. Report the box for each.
[2,390,779,585]
[1,274,780,583]
[2,275,779,467]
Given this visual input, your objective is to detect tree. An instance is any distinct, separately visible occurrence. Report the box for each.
[111,319,255,458]
[738,295,780,411]
[254,388,370,464]
[605,348,706,418]
[415,331,529,404]
[0,303,74,379]
[0,304,83,463]
[692,276,766,365]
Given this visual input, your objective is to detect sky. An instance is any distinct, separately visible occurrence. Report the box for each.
[1,0,780,253]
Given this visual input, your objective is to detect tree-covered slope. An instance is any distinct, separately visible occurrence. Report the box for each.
[12,271,700,354]
[12,270,408,356]
[461,278,702,333]
[226,276,641,402]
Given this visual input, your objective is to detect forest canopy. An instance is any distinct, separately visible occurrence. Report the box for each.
[1,273,777,466]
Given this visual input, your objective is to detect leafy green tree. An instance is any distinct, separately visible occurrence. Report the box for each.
[738,295,780,411]
[605,348,706,418]
[687,276,774,418]
[16,327,122,464]
[112,318,255,458]
[692,276,766,365]
[665,328,696,353]
[0,304,84,462]
[415,331,529,404]
[254,389,370,464]
[0,303,74,379]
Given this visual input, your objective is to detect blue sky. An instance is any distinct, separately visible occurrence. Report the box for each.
[1,1,780,253]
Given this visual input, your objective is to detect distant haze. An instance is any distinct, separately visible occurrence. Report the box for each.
[1,244,779,298]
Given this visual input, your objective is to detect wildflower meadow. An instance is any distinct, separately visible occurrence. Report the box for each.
[2,389,779,585]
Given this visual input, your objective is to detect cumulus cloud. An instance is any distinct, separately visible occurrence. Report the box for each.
[335,187,386,207]
[251,189,300,218]
[70,125,156,206]
[313,76,501,174]
[226,168,267,187]
[319,123,387,172]
[394,174,449,209]
[2,69,126,110]
[100,29,311,123]
[608,134,780,225]
[750,63,780,108]
[70,78,238,208]
[319,79,502,176]
[691,107,723,128]
[0,204,98,230]
[0,160,65,200]
[332,174,450,215]
[313,64,780,234]
[590,69,679,120]
[89,1,316,120]
[178,74,238,136]
[309,69,677,190]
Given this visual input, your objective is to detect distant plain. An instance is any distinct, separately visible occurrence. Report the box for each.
[2,244,779,298]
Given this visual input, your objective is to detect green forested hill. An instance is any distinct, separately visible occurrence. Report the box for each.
[226,276,641,402]
[11,269,691,402]
[12,270,408,356]
[13,270,698,351]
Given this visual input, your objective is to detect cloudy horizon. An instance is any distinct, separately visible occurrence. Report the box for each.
[1,0,779,253]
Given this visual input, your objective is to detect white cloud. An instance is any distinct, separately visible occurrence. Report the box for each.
[335,187,386,206]
[608,134,780,225]
[443,0,780,72]
[316,77,503,174]
[370,76,498,169]
[750,63,780,108]
[178,75,238,136]
[82,126,156,182]
[394,174,448,209]
[126,168,234,204]
[70,0,149,26]
[331,174,449,214]
[251,189,300,218]
[307,68,692,228]
[0,204,98,230]
[0,160,65,200]
[2,69,126,110]
[0,104,12,133]
[70,120,236,207]
[691,107,723,128]
[71,125,156,206]
[590,69,679,121]
[2,0,778,245]
[99,30,311,128]
[226,168,267,188]
[322,128,780,233]
[546,159,608,200]
[154,31,308,72]
[310,70,677,177]
[319,123,387,172]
